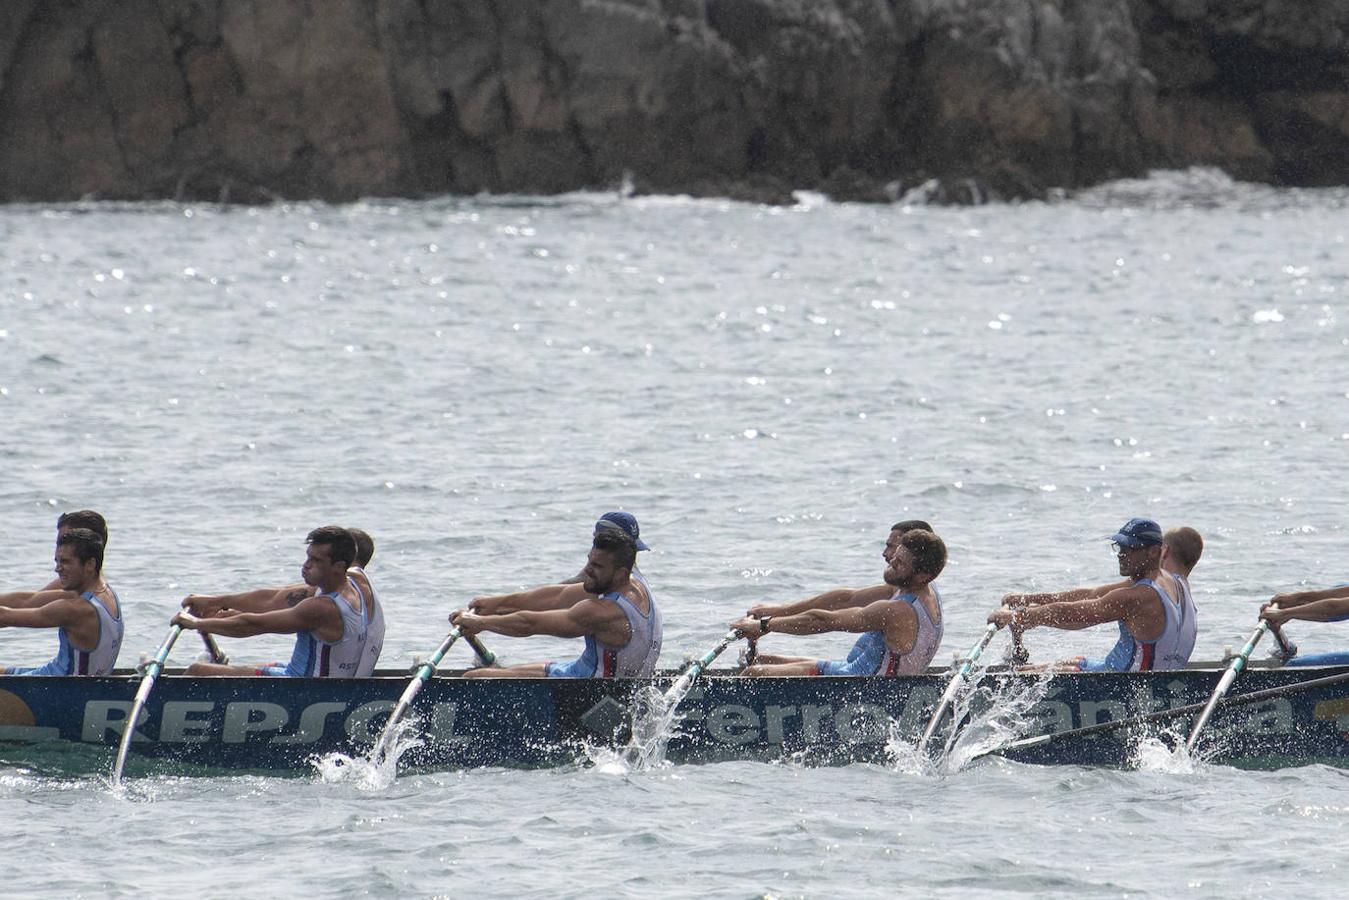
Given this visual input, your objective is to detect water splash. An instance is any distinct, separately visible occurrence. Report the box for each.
[938,673,1056,772]
[1131,735,1201,774]
[311,716,422,790]
[584,680,692,775]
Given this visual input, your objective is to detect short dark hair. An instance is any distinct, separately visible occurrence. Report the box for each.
[1164,527,1203,572]
[592,529,637,571]
[306,525,356,566]
[901,529,946,579]
[891,519,933,534]
[58,510,108,545]
[348,528,374,568]
[57,528,105,574]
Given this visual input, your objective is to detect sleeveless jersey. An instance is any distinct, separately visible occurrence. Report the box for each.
[11,589,124,676]
[547,572,662,678]
[349,571,384,677]
[818,587,943,677]
[1092,573,1197,672]
[278,588,368,678]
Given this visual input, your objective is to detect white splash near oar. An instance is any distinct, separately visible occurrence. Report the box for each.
[588,630,742,774]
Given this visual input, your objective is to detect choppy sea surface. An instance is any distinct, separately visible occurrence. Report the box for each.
[1,168,1346,897]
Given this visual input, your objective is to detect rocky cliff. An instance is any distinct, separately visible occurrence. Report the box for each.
[1,0,1346,203]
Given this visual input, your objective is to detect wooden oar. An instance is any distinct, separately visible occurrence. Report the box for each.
[1184,622,1269,752]
[199,631,228,664]
[917,622,1001,755]
[464,633,497,667]
[972,666,1349,763]
[1270,623,1297,662]
[112,623,183,784]
[371,626,464,762]
[665,629,740,701]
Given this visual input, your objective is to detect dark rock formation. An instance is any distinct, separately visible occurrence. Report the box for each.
[0,0,1346,204]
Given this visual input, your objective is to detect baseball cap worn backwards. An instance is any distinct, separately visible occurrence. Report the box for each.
[1111,517,1163,549]
[595,511,650,551]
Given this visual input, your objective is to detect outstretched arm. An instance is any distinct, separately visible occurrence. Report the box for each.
[468,583,589,616]
[454,598,628,646]
[1002,580,1129,608]
[991,585,1147,633]
[1263,595,1349,625]
[748,584,893,618]
[0,589,73,610]
[174,595,339,641]
[1268,585,1349,610]
[0,598,86,630]
[182,584,312,616]
[733,597,905,640]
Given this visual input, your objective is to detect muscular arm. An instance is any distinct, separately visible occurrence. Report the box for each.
[1006,584,1158,638]
[182,584,312,616]
[0,589,73,610]
[174,595,340,642]
[469,583,588,616]
[0,598,86,630]
[1269,585,1349,609]
[1263,595,1349,625]
[748,584,892,618]
[456,599,629,646]
[1003,580,1129,607]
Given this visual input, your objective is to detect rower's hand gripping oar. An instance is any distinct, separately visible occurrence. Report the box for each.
[1184,621,1269,752]
[666,629,741,701]
[371,626,465,763]
[112,622,183,784]
[917,622,1001,756]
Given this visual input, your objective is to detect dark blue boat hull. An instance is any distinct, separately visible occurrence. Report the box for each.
[1,665,1347,772]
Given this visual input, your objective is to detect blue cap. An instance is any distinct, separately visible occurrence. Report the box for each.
[1111,517,1163,549]
[595,511,650,551]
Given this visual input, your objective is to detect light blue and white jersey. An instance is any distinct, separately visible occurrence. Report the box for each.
[11,589,124,676]
[817,587,943,677]
[277,588,368,678]
[547,572,662,678]
[1081,573,1197,672]
[350,570,384,677]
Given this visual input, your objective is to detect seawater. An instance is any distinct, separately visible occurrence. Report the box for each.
[0,169,1346,897]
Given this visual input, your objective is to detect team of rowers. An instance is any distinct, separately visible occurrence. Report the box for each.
[2,509,1347,679]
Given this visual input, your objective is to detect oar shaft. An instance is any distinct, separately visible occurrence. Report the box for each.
[113,623,183,784]
[373,628,463,760]
[917,623,1000,754]
[464,633,496,667]
[1184,622,1267,751]
[665,630,740,701]
[200,632,227,664]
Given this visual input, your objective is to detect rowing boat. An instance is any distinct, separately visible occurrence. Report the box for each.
[1,660,1346,772]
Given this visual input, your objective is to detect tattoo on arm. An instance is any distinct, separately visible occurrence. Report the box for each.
[284,588,310,607]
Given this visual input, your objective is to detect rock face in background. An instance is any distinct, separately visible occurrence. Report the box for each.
[0,0,1346,203]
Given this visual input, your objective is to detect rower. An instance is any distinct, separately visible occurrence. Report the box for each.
[989,518,1199,672]
[746,519,933,621]
[173,526,371,677]
[0,528,125,675]
[179,527,384,675]
[730,527,947,677]
[450,530,661,678]
[1260,582,1349,666]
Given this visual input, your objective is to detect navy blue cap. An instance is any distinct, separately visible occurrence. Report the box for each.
[595,511,649,551]
[1111,517,1163,549]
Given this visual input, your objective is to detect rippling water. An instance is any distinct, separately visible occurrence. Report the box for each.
[1,169,1347,896]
